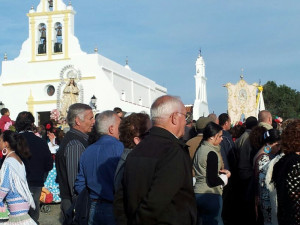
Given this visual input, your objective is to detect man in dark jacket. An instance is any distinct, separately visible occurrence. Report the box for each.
[15,111,53,224]
[56,103,95,219]
[114,95,197,225]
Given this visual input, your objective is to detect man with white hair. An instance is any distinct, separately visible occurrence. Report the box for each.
[75,110,123,225]
[114,95,197,225]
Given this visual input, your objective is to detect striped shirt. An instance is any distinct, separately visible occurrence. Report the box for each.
[56,128,89,199]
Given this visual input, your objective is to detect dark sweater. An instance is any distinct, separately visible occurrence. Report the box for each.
[20,131,53,187]
[114,126,197,225]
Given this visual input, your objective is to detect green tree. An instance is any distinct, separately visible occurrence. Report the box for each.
[263,81,300,119]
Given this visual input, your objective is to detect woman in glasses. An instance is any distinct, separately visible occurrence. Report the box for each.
[193,122,231,225]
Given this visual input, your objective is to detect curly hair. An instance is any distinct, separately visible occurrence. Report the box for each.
[281,118,297,131]
[281,119,300,154]
[119,113,150,149]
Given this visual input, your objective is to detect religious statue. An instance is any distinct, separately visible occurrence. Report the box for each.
[60,78,79,118]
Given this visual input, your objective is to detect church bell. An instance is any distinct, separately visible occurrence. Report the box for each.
[40,27,46,39]
[56,26,62,36]
[48,0,53,8]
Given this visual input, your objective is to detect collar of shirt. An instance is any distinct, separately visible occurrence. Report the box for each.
[70,127,89,141]
[150,126,186,148]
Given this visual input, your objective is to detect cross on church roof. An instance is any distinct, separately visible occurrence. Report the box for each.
[240,68,244,79]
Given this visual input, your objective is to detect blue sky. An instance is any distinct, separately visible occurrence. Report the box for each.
[0,0,299,115]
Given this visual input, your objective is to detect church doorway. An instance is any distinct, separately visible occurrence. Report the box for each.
[38,111,51,126]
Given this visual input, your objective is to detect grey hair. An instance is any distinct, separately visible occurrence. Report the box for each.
[95,110,117,134]
[67,103,92,127]
[150,95,183,123]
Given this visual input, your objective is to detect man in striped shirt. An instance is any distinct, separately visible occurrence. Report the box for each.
[56,103,95,219]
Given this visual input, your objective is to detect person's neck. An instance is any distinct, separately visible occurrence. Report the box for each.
[154,124,179,139]
[72,126,88,134]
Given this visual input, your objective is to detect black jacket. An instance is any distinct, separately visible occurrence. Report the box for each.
[114,126,197,225]
[56,129,89,200]
[21,131,53,187]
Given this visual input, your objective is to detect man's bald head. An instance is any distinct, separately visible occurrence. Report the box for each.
[258,110,272,125]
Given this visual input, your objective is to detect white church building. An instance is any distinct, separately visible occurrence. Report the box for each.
[0,0,167,124]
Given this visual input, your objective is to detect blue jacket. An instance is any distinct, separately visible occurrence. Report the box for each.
[75,135,124,201]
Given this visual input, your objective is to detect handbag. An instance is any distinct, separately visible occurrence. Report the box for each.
[63,187,91,225]
[40,187,53,204]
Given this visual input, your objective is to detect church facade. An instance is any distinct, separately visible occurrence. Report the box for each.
[0,0,167,124]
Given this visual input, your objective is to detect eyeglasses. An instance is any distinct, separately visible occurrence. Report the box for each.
[176,112,190,121]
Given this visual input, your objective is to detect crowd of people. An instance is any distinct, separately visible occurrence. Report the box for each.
[0,96,299,225]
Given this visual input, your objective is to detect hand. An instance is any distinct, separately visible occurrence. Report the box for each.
[47,132,56,143]
[220,169,231,178]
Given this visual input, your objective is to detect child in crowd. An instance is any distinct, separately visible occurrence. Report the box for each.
[0,108,14,132]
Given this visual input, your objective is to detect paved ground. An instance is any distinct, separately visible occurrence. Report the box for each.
[39,203,62,225]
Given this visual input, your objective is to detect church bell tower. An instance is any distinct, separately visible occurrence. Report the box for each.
[27,0,76,62]
[193,51,209,120]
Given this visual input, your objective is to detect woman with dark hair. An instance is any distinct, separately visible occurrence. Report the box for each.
[272,119,300,225]
[42,121,64,203]
[113,113,151,225]
[193,122,231,225]
[114,113,151,191]
[0,130,36,224]
[15,111,53,224]
[253,129,281,225]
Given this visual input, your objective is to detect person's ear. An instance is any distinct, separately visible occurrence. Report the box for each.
[133,137,141,145]
[74,116,82,126]
[171,113,178,125]
[108,125,114,135]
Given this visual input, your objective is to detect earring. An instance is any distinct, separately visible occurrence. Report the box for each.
[2,148,8,156]
[264,145,271,154]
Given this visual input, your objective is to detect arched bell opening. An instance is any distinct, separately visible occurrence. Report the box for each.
[54,22,63,53]
[38,23,47,54]
[48,0,53,11]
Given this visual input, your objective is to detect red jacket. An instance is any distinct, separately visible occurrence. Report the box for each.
[0,115,13,132]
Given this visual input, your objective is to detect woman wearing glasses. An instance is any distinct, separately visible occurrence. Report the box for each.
[193,122,231,225]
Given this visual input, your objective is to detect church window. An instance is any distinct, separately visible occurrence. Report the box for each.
[46,85,55,96]
[54,22,63,53]
[38,23,47,54]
